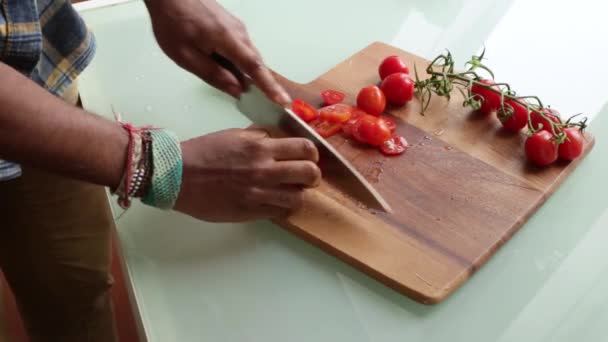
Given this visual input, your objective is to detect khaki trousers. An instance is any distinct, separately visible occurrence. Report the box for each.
[0,81,118,341]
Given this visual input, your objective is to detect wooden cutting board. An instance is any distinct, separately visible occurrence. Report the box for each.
[271,42,595,304]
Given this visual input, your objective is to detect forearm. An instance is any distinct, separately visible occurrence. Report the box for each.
[0,62,128,189]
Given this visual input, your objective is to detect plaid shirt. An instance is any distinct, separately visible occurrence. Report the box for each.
[0,0,96,180]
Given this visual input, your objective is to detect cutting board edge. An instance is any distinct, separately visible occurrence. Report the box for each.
[274,217,456,305]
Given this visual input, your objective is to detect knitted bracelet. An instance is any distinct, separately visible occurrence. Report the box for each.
[141,129,183,210]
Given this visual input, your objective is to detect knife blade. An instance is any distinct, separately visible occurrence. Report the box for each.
[236,84,392,213]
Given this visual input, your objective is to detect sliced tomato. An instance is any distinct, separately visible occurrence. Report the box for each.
[319,103,353,123]
[353,115,391,146]
[379,115,396,133]
[380,135,408,156]
[350,108,367,118]
[341,109,367,137]
[310,119,343,138]
[292,98,318,122]
[321,90,345,106]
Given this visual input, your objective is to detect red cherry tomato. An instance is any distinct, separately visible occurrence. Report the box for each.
[525,130,558,166]
[379,115,396,133]
[353,115,391,146]
[530,108,561,132]
[498,99,528,132]
[321,90,345,105]
[356,85,386,116]
[379,56,409,80]
[292,98,318,122]
[342,109,366,137]
[471,79,502,115]
[380,135,408,156]
[319,103,353,123]
[310,119,343,138]
[558,127,584,161]
[380,73,414,106]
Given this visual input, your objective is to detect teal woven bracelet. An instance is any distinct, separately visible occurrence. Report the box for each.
[142,129,183,210]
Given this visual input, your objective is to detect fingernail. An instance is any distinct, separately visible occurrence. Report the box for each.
[275,90,291,106]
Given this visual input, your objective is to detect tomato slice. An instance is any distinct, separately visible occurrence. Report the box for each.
[353,115,391,146]
[380,135,408,155]
[292,98,318,122]
[379,115,396,133]
[310,119,343,138]
[321,90,345,105]
[319,103,353,123]
[342,110,369,137]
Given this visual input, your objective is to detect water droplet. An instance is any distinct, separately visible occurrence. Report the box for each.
[145,105,153,112]
[433,128,445,136]
[444,145,454,151]
[423,135,431,140]
[135,76,141,81]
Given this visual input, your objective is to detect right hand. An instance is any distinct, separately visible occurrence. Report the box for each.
[174,128,321,222]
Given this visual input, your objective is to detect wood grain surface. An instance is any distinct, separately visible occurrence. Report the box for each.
[272,42,595,304]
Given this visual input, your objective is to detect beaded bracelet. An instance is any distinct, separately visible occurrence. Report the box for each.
[114,122,182,210]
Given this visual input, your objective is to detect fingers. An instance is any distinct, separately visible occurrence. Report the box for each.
[242,204,290,221]
[250,187,305,210]
[264,137,319,162]
[216,38,291,105]
[180,48,242,97]
[268,161,322,188]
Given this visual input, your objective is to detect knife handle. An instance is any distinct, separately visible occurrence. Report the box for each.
[211,52,250,90]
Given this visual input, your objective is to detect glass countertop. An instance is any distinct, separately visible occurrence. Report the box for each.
[78,1,608,341]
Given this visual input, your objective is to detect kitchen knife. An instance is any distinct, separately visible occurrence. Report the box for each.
[212,53,391,212]
[236,84,392,213]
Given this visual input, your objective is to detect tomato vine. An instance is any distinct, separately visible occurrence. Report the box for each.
[413,49,588,146]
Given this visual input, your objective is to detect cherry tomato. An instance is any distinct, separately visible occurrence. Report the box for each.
[558,127,584,161]
[342,109,366,137]
[321,90,345,105]
[357,85,386,116]
[310,119,343,138]
[379,56,409,80]
[380,73,414,106]
[319,103,353,123]
[530,108,561,132]
[292,98,318,122]
[471,79,502,115]
[353,115,391,146]
[525,130,558,166]
[380,135,408,156]
[379,115,396,133]
[498,99,528,132]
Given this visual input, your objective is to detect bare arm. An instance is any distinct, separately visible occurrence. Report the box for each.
[0,62,128,189]
[0,61,321,222]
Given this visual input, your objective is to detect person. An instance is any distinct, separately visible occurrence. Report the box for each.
[0,0,322,340]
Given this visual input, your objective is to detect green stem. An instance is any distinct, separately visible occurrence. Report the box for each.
[424,69,570,136]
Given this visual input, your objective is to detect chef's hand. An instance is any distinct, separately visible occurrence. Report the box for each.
[144,0,291,104]
[174,128,321,222]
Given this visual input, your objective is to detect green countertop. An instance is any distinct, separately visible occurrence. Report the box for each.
[78,1,608,341]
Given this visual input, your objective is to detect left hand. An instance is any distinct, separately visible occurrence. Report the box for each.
[144,0,291,105]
